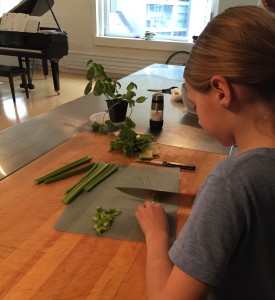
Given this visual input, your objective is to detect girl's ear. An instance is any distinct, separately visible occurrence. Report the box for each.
[210,75,232,109]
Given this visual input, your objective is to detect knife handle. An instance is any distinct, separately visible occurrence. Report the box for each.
[162,161,196,170]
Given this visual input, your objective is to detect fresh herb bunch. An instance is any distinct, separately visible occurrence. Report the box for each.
[110,124,154,157]
[91,117,155,157]
[91,117,135,134]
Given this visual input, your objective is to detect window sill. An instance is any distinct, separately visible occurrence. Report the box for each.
[94,36,193,52]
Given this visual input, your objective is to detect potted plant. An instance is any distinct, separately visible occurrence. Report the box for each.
[84,59,146,123]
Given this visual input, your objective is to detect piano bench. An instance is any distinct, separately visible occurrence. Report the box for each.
[0,65,29,102]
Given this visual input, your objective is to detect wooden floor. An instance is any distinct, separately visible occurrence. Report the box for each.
[0,69,87,131]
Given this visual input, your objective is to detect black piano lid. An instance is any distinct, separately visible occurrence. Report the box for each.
[9,0,54,16]
[8,0,62,32]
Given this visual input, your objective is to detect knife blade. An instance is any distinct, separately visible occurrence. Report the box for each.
[136,159,196,170]
[116,187,195,206]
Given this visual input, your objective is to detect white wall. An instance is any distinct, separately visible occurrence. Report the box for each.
[218,0,257,12]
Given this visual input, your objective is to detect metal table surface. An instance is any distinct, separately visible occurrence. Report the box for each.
[0,64,230,180]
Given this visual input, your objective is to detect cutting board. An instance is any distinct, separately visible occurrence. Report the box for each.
[54,164,180,242]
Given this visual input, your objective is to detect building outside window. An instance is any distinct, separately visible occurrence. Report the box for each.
[97,0,214,42]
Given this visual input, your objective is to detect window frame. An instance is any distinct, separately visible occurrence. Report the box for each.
[94,0,217,51]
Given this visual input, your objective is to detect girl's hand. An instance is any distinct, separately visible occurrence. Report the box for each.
[135,200,169,241]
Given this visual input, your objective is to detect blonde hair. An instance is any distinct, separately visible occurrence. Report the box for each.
[184,6,275,102]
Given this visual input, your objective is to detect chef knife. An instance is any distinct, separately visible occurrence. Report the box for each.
[136,159,196,170]
[116,187,195,206]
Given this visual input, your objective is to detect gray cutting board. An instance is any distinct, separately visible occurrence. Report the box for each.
[54,164,180,242]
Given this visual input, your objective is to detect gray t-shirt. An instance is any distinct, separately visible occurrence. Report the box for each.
[169,148,275,300]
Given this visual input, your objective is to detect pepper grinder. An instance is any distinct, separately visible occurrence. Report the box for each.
[150,93,164,130]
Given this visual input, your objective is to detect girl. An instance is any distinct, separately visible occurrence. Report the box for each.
[136,6,275,300]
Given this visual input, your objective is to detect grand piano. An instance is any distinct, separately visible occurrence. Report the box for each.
[0,0,68,92]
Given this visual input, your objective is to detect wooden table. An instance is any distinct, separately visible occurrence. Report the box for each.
[0,131,227,299]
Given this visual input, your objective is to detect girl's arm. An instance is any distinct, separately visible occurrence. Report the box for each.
[136,200,211,300]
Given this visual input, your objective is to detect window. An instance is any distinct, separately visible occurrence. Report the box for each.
[97,0,214,42]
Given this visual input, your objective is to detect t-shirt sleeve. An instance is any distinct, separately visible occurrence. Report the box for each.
[169,171,245,286]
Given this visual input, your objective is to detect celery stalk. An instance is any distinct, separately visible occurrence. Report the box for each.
[64,162,100,195]
[44,163,95,184]
[83,164,118,192]
[63,163,110,204]
[34,156,92,184]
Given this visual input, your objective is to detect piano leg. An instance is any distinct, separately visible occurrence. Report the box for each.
[42,59,48,78]
[50,59,60,94]
[18,57,35,90]
[17,57,60,93]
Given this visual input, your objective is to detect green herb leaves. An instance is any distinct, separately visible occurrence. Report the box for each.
[91,117,135,134]
[110,125,154,157]
[84,59,146,107]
